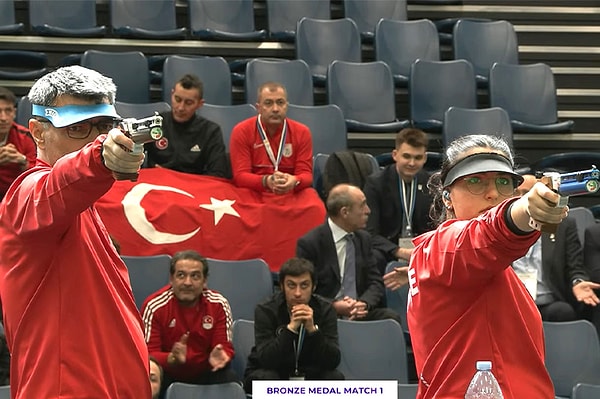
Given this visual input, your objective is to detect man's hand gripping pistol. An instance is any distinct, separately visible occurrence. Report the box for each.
[113,112,164,181]
[529,166,600,234]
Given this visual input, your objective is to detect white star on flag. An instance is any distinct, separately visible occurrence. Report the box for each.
[199,197,241,225]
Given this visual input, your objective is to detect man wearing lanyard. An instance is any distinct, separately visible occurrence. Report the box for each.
[229,82,313,194]
[364,128,434,273]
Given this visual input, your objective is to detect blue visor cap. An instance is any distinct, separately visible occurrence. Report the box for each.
[31,103,120,128]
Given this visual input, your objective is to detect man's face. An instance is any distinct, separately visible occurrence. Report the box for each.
[393,143,427,181]
[0,99,16,136]
[256,87,288,128]
[29,95,112,166]
[149,360,161,399]
[169,258,206,307]
[343,187,370,231]
[171,83,203,123]
[281,272,313,309]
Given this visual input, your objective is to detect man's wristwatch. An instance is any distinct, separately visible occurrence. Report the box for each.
[572,278,584,287]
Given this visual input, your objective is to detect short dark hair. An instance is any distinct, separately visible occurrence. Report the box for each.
[176,74,203,99]
[395,128,428,150]
[279,257,316,287]
[149,355,163,386]
[170,250,208,277]
[0,87,16,105]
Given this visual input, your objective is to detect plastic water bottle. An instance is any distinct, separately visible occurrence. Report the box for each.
[464,361,504,399]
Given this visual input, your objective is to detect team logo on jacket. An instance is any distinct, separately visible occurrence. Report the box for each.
[156,137,168,150]
[283,144,292,157]
[202,315,214,330]
[169,318,176,328]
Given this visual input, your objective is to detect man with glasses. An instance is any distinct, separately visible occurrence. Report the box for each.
[0,87,36,200]
[0,66,149,398]
[229,81,313,194]
[141,250,239,398]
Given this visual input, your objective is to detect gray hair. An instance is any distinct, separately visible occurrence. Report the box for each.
[429,134,515,225]
[28,65,117,106]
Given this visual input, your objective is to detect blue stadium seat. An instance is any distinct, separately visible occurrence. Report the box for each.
[453,19,518,87]
[266,0,330,42]
[30,0,106,37]
[188,0,268,41]
[296,17,361,86]
[205,258,273,321]
[287,104,347,155]
[165,382,246,399]
[121,255,171,310]
[344,0,407,43]
[0,386,9,399]
[409,59,477,132]
[573,383,600,399]
[0,0,24,35]
[231,319,254,381]
[375,18,439,87]
[327,60,410,132]
[0,50,48,80]
[81,50,150,103]
[245,58,313,106]
[110,0,187,39]
[489,63,575,133]
[162,55,232,106]
[16,96,32,127]
[197,104,256,152]
[443,107,513,149]
[528,152,600,173]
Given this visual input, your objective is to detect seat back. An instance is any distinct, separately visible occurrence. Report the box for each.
[16,96,32,127]
[397,383,418,399]
[30,0,102,32]
[328,60,396,124]
[165,382,246,399]
[296,18,361,82]
[162,55,232,106]
[0,386,9,399]
[529,152,600,174]
[188,0,260,35]
[409,59,477,130]
[313,153,329,199]
[453,19,518,82]
[266,0,330,41]
[231,319,255,381]
[110,0,182,36]
[375,18,439,84]
[322,151,380,198]
[115,101,171,119]
[569,207,596,245]
[205,258,273,320]
[443,106,513,148]
[81,50,150,103]
[0,50,48,80]
[245,59,313,106]
[0,0,23,35]
[197,104,256,152]
[121,255,171,310]
[287,104,347,155]
[337,319,408,382]
[573,383,600,399]
[489,63,559,125]
[385,261,410,333]
[344,0,407,40]
[543,320,600,397]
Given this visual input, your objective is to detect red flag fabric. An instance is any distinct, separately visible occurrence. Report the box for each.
[96,168,326,272]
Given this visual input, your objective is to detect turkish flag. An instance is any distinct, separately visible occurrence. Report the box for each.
[96,168,326,272]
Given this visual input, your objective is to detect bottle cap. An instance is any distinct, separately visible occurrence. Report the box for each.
[476,361,492,371]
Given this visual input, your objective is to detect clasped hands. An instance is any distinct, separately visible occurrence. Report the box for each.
[333,296,368,320]
[0,143,27,168]
[167,332,230,371]
[287,304,317,333]
[265,171,297,195]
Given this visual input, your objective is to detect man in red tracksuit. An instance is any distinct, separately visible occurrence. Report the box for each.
[142,250,239,397]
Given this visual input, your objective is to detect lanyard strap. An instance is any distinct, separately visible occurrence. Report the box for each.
[399,177,417,236]
[256,115,287,171]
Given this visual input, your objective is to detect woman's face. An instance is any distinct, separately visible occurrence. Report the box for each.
[446,171,516,220]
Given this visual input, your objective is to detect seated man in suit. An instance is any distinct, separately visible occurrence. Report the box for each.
[296,183,401,322]
[244,257,343,394]
[513,176,600,322]
[141,250,239,398]
[364,128,434,272]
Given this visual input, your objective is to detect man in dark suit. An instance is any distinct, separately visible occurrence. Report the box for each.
[296,183,400,322]
[584,222,600,284]
[364,128,433,273]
